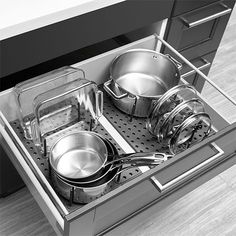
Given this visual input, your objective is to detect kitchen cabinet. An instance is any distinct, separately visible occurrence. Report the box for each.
[181,51,217,92]
[163,0,235,91]
[0,1,236,236]
[0,35,236,236]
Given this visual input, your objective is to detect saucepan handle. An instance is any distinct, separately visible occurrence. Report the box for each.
[103,79,128,99]
[165,54,182,70]
[96,90,104,118]
[107,152,170,167]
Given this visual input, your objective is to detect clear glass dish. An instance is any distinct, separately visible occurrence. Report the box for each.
[14,66,85,139]
[31,79,103,152]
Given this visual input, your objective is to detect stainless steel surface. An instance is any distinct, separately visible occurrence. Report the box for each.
[49,131,108,179]
[104,49,181,117]
[50,137,118,204]
[0,33,235,235]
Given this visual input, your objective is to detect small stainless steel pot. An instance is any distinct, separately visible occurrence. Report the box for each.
[50,137,170,204]
[49,131,108,180]
[50,137,118,204]
[104,49,181,117]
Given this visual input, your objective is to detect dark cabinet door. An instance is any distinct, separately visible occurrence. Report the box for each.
[164,0,235,60]
[181,51,217,92]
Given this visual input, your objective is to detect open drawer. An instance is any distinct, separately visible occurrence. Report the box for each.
[0,35,236,236]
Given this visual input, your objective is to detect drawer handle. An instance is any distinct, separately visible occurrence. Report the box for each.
[181,58,211,78]
[150,142,224,193]
[180,3,232,28]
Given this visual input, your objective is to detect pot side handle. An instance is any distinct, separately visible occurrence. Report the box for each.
[103,80,128,99]
[165,54,182,70]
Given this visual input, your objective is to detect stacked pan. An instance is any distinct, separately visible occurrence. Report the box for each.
[49,131,170,204]
[146,84,212,154]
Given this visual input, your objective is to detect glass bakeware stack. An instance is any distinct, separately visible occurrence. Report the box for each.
[13,66,103,154]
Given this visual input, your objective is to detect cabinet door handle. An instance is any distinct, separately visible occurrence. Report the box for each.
[180,2,232,28]
[181,58,211,78]
[150,143,224,193]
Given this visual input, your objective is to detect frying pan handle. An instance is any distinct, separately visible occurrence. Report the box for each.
[165,54,182,70]
[115,162,164,176]
[108,152,170,166]
[103,79,128,99]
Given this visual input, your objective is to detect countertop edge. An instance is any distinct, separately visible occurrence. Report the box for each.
[0,0,125,41]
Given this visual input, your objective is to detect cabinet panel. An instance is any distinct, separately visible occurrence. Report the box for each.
[181,51,217,92]
[164,0,235,60]
[172,0,218,17]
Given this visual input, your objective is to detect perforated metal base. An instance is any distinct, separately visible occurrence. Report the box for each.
[102,92,214,154]
[9,92,214,208]
[10,119,142,210]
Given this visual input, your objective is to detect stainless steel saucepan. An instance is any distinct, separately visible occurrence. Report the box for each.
[50,136,168,204]
[50,131,169,184]
[58,151,169,185]
[49,131,109,181]
[104,49,182,117]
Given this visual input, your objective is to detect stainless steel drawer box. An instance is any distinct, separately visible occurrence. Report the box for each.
[0,35,236,236]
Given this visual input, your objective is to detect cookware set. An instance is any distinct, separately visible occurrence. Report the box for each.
[12,48,212,204]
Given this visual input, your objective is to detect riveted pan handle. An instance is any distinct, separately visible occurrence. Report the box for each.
[165,54,182,70]
[104,79,128,99]
[149,142,224,193]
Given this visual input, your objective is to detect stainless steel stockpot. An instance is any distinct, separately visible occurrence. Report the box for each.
[104,49,181,117]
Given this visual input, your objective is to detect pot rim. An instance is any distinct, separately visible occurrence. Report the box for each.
[109,48,181,99]
[49,131,109,180]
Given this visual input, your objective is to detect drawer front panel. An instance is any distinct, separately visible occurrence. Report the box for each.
[95,124,236,235]
[181,51,217,92]
[164,1,234,60]
[172,0,219,17]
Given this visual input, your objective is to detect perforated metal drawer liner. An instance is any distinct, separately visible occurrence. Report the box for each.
[102,91,214,154]
[9,90,214,212]
[10,119,142,212]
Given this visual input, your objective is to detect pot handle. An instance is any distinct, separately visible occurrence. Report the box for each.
[96,90,104,118]
[165,54,182,70]
[107,152,170,167]
[103,79,128,99]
